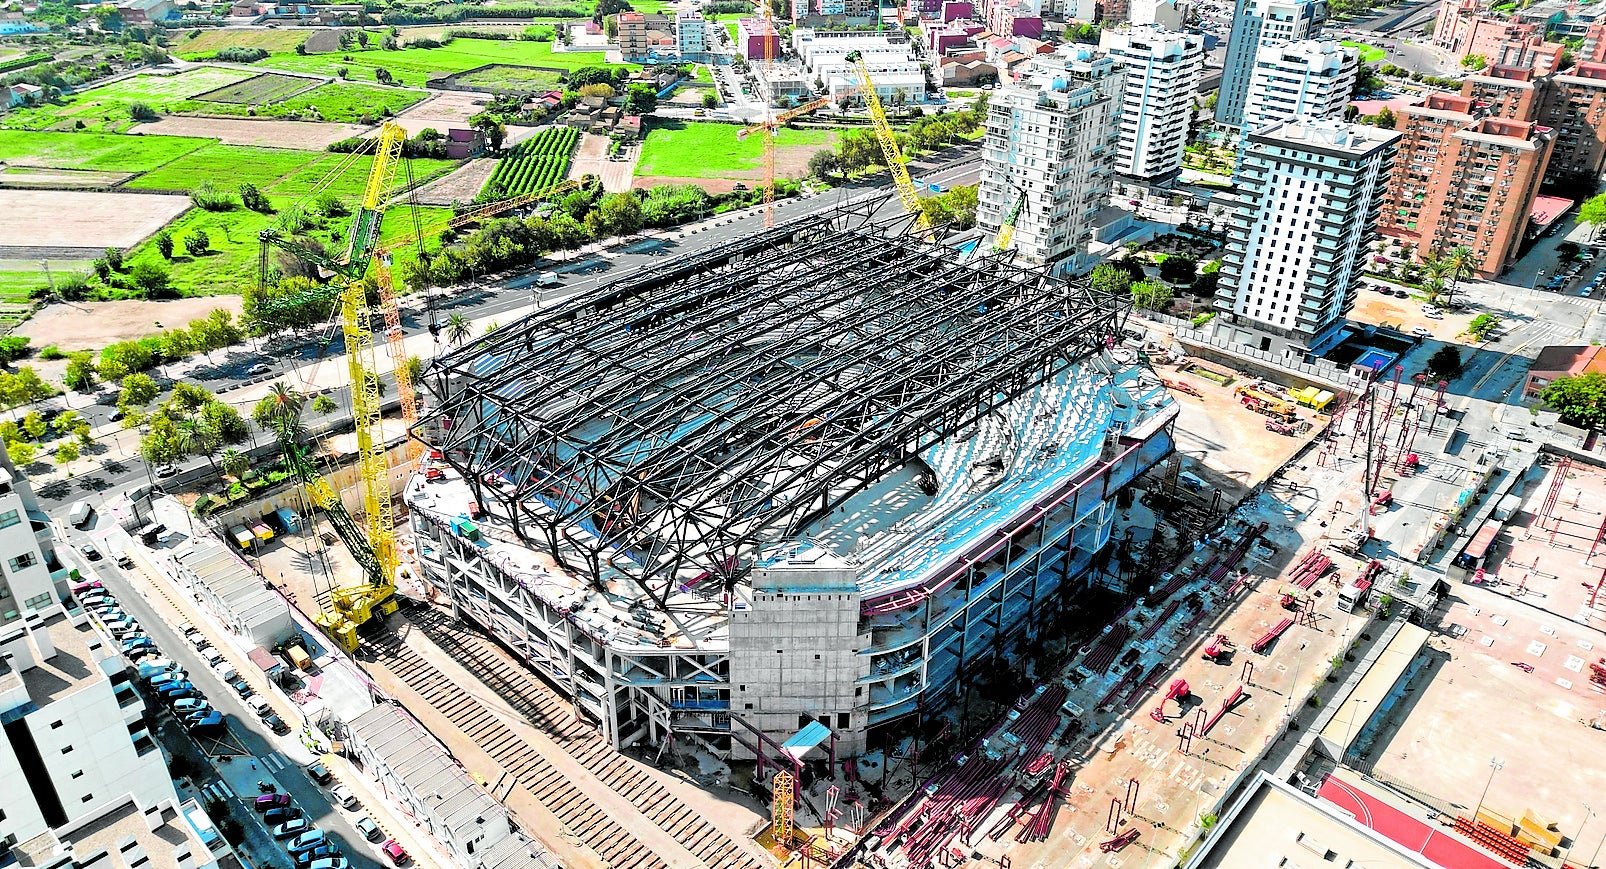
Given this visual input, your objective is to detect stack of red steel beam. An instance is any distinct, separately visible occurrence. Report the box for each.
[1082,624,1133,674]
[1252,618,1294,653]
[1016,760,1074,842]
[1289,549,1333,590]
[1136,600,1182,642]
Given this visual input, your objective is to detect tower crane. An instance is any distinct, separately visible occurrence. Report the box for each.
[257,122,413,652]
[994,185,1027,252]
[843,50,932,238]
[755,0,780,227]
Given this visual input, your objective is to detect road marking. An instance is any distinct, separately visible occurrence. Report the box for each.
[262,752,287,772]
[203,782,235,802]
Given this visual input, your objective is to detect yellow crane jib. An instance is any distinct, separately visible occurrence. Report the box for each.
[994,186,1027,252]
[844,50,932,240]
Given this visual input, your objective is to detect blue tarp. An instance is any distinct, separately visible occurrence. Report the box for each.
[780,720,832,759]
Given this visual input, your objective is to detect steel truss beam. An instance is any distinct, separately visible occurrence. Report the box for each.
[420,198,1127,613]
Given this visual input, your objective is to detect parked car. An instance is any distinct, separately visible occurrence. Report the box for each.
[330,785,356,809]
[156,681,196,698]
[127,646,158,662]
[183,709,217,727]
[229,677,254,698]
[189,633,211,651]
[78,543,101,561]
[248,363,273,376]
[162,687,202,703]
[286,830,328,855]
[1410,326,1432,338]
[294,844,341,866]
[149,671,188,688]
[264,714,291,735]
[188,711,224,733]
[121,638,155,654]
[114,553,134,569]
[380,839,409,866]
[353,817,382,842]
[307,859,350,869]
[137,659,181,679]
[172,698,209,714]
[247,696,273,718]
[264,807,304,825]
[272,819,312,839]
[254,794,292,811]
[212,661,238,682]
[305,762,332,785]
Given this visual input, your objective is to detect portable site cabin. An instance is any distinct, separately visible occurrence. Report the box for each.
[1290,386,1335,411]
[273,507,301,534]
[251,522,274,545]
[228,525,254,551]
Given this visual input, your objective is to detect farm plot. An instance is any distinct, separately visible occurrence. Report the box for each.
[633,120,836,179]
[0,67,255,131]
[481,126,579,199]
[195,72,321,104]
[0,190,190,253]
[258,37,633,87]
[0,130,211,172]
[451,64,566,93]
[172,28,312,58]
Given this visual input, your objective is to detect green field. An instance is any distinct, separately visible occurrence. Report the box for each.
[185,82,426,122]
[1,67,257,131]
[634,121,836,178]
[454,64,566,92]
[196,72,320,104]
[171,28,313,58]
[125,142,454,199]
[257,38,635,87]
[0,130,211,172]
[1342,40,1387,63]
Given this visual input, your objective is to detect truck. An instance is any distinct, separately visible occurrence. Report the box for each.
[68,501,94,528]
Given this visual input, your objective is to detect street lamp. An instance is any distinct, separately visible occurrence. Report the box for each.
[1566,805,1594,866]
[1473,756,1504,823]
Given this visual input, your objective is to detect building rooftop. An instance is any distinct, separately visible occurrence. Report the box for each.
[1530,343,1606,375]
[13,797,217,869]
[1249,117,1400,157]
[7,612,116,708]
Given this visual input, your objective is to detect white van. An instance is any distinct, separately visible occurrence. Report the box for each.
[536,271,561,288]
[68,501,94,528]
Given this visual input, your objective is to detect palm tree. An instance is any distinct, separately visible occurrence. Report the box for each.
[1443,245,1475,307]
[1423,275,1446,306]
[254,381,307,444]
[446,313,473,347]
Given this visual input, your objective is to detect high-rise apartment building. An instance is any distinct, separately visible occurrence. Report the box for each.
[1539,61,1606,183]
[1241,39,1356,134]
[1214,118,1398,355]
[1463,64,1547,122]
[1098,25,1202,183]
[1379,92,1553,278]
[616,11,675,60]
[977,46,1124,271]
[1215,0,1326,128]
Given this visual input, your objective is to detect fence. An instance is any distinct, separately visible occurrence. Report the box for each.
[1139,311,1366,395]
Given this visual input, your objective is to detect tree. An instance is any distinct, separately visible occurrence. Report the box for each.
[155,231,174,259]
[1373,106,1397,129]
[11,368,50,413]
[807,149,844,180]
[239,182,272,213]
[6,440,35,467]
[221,447,249,480]
[140,412,185,467]
[1540,371,1606,429]
[402,355,424,386]
[1090,262,1133,297]
[1558,241,1582,261]
[120,372,160,408]
[252,382,305,441]
[597,192,643,237]
[22,411,45,440]
[128,101,157,120]
[445,313,473,347]
[53,440,79,473]
[53,410,81,435]
[311,394,337,414]
[64,353,98,392]
[1465,313,1501,341]
[624,82,658,114]
[469,112,506,151]
[104,247,124,271]
[702,91,719,109]
[1158,255,1198,285]
[1426,345,1462,380]
[1582,192,1606,238]
[130,260,170,295]
[1461,53,1487,70]
[1131,279,1172,311]
[375,67,393,84]
[839,130,881,172]
[1442,245,1475,305]
[184,230,211,257]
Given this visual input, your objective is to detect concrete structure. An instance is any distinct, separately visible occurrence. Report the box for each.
[1582,21,1606,64]
[0,610,177,849]
[1379,92,1554,278]
[1099,25,1204,183]
[736,17,782,61]
[791,29,927,104]
[1241,39,1356,135]
[345,704,556,869]
[114,0,174,22]
[977,46,1124,271]
[987,0,1043,38]
[1539,61,1606,183]
[10,795,221,869]
[676,9,707,62]
[406,207,1177,759]
[617,11,675,61]
[1214,118,1399,356]
[0,452,68,627]
[1183,772,1440,869]
[1215,0,1326,128]
[161,537,295,648]
[1522,344,1606,402]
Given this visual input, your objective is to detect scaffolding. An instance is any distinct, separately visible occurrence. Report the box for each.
[419,200,1130,617]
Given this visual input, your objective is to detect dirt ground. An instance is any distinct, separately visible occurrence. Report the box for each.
[407,157,496,205]
[395,92,493,127]
[0,167,134,189]
[18,296,244,350]
[1156,362,1324,492]
[133,116,366,149]
[0,190,191,252]
[571,133,637,193]
[1352,285,1474,339]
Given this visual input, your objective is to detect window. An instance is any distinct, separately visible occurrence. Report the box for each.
[71,770,83,779]
[838,712,851,729]
[24,592,49,611]
[61,745,73,755]
[10,553,36,572]
[0,510,18,530]
[50,720,62,729]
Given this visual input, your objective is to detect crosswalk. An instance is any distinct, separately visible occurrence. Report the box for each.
[262,752,288,772]
[201,780,235,803]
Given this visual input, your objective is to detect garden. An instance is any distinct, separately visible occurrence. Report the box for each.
[481,126,580,199]
[194,72,321,104]
[451,63,567,93]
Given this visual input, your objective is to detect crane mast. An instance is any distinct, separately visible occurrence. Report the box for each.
[844,50,931,238]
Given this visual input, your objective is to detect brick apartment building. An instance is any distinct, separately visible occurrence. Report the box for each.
[1538,61,1606,183]
[617,11,675,60]
[1379,91,1553,278]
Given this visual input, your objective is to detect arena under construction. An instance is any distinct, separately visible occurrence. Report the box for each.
[406,202,1179,762]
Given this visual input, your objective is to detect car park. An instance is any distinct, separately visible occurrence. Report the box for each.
[305,762,332,785]
[264,807,303,826]
[172,698,209,714]
[381,839,409,865]
[354,817,382,842]
[287,830,328,855]
[254,794,292,811]
[272,819,312,839]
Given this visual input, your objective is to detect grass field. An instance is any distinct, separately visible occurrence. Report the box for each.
[196,72,320,104]
[125,143,454,199]
[171,28,312,58]
[454,64,566,92]
[0,130,211,172]
[634,121,835,178]
[179,82,426,122]
[1342,40,1387,63]
[1,67,256,131]
[257,38,634,87]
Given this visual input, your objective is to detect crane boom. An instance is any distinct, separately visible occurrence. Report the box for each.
[844,51,931,238]
[994,187,1027,251]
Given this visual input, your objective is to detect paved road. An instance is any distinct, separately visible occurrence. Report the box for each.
[39,156,982,511]
[70,536,384,869]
